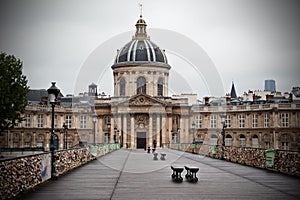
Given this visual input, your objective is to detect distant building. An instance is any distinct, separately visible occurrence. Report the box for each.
[265,79,276,92]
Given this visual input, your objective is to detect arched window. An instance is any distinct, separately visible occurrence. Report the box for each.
[157,78,163,96]
[225,134,232,146]
[252,134,259,148]
[120,78,126,96]
[239,134,246,147]
[137,77,146,94]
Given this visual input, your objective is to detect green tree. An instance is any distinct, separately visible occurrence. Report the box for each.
[0,52,29,133]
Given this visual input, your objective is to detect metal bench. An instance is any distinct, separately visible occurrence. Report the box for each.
[184,166,199,183]
[153,153,158,160]
[171,166,184,183]
[160,153,166,160]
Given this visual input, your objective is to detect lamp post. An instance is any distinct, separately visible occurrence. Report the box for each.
[63,122,68,149]
[220,114,227,160]
[92,114,97,146]
[192,122,195,153]
[47,82,60,179]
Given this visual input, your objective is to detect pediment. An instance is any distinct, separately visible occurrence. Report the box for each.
[117,94,168,107]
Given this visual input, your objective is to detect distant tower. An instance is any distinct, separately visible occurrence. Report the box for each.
[88,83,98,96]
[264,80,276,92]
[230,81,237,99]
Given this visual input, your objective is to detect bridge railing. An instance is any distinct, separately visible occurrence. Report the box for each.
[168,143,300,177]
[0,144,120,200]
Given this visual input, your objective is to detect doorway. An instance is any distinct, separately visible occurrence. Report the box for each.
[137,132,146,149]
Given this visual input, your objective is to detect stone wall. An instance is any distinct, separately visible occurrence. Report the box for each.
[169,143,300,177]
[0,144,120,199]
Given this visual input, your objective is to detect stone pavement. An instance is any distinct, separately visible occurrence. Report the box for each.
[19,148,300,200]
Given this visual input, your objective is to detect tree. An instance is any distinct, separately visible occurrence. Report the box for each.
[0,52,29,133]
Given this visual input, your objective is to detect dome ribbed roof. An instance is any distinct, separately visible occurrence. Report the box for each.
[114,15,168,65]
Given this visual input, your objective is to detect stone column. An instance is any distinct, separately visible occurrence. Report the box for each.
[161,115,166,146]
[33,132,36,147]
[21,132,24,148]
[123,115,127,148]
[110,117,115,143]
[149,115,153,147]
[156,114,160,147]
[131,115,135,148]
[117,115,122,144]
[98,116,103,144]
[168,115,172,144]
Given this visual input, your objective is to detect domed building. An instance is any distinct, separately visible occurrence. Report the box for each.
[95,14,188,149]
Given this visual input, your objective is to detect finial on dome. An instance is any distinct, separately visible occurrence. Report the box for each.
[139,3,143,18]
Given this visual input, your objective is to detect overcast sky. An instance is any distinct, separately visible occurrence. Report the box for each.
[1,0,299,98]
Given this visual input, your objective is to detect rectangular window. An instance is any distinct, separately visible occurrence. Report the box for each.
[195,115,202,128]
[281,113,289,127]
[25,114,31,127]
[252,114,258,128]
[282,142,289,150]
[264,114,269,128]
[252,138,259,148]
[54,115,58,128]
[225,115,231,128]
[65,115,72,128]
[80,115,87,129]
[210,115,217,128]
[38,114,44,128]
[239,114,245,128]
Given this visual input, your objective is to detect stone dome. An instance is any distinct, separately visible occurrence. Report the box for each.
[114,16,168,65]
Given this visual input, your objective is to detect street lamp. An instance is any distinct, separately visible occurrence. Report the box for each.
[192,122,195,153]
[63,122,68,149]
[220,114,227,160]
[92,114,97,146]
[47,82,60,179]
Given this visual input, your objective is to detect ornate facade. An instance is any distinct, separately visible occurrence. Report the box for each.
[1,15,299,151]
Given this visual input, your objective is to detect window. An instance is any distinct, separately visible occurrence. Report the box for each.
[225,115,231,128]
[252,135,259,148]
[25,114,30,127]
[137,77,146,94]
[280,134,290,150]
[263,134,270,149]
[172,133,179,143]
[210,115,217,128]
[195,115,202,128]
[38,114,44,128]
[252,114,258,128]
[54,115,58,128]
[239,114,245,128]
[210,134,218,145]
[281,113,289,127]
[105,116,111,125]
[65,115,72,128]
[120,78,126,96]
[24,142,31,148]
[80,115,87,129]
[37,142,44,147]
[225,134,232,146]
[264,114,269,128]
[157,78,163,96]
[239,134,246,147]
[173,115,179,125]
